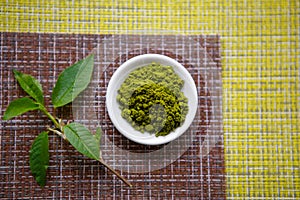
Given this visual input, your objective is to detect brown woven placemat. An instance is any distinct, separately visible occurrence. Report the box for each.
[0,32,224,199]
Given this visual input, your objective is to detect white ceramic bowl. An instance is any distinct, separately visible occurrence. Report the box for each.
[106,54,198,145]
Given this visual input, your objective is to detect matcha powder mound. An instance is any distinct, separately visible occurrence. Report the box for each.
[117,62,189,137]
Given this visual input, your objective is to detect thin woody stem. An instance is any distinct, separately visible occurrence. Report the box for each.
[99,159,132,187]
[39,105,61,129]
[47,127,66,140]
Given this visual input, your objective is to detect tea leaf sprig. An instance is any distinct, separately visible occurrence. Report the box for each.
[3,55,131,187]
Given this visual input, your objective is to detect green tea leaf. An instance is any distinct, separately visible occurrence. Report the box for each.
[29,131,49,187]
[3,97,40,120]
[94,127,102,143]
[64,122,100,160]
[94,127,102,159]
[52,54,94,108]
[13,70,44,105]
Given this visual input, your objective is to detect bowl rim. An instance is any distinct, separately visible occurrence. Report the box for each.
[106,53,198,145]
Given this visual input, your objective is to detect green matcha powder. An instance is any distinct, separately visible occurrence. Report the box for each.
[117,62,189,137]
